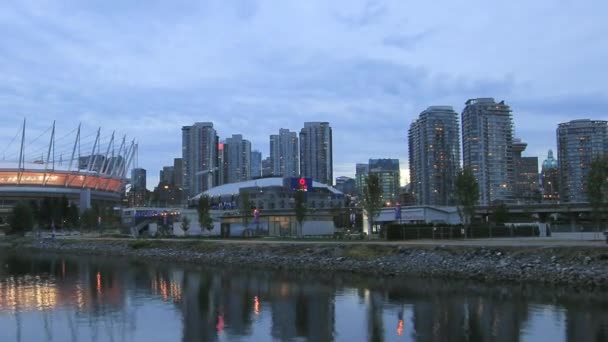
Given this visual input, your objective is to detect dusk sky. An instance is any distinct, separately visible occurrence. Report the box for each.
[1,0,606,189]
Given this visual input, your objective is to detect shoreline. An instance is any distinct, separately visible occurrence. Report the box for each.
[3,237,608,290]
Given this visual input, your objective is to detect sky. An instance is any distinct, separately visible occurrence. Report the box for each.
[0,0,607,190]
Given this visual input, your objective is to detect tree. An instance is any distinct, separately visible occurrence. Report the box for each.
[294,190,307,236]
[491,203,510,225]
[80,208,97,230]
[197,196,214,232]
[362,173,382,236]
[39,197,53,228]
[455,167,479,238]
[587,156,608,232]
[181,215,191,234]
[238,190,252,227]
[67,203,80,228]
[8,201,34,235]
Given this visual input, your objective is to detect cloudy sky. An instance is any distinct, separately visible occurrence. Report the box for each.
[1,0,606,189]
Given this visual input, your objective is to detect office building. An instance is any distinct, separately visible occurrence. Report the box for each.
[270,129,299,177]
[131,168,147,191]
[462,98,515,205]
[262,157,273,177]
[408,106,461,205]
[129,168,147,207]
[557,119,608,203]
[251,150,262,179]
[300,122,333,185]
[512,138,539,203]
[225,134,251,184]
[160,166,175,184]
[182,122,219,198]
[369,159,400,204]
[541,150,559,202]
[335,176,356,196]
[355,163,369,197]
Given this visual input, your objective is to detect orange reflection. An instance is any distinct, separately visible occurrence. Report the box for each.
[96,272,102,294]
[254,296,260,316]
[216,314,225,332]
[397,319,404,336]
[0,277,59,311]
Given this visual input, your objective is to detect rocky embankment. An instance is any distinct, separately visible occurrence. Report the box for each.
[5,238,608,289]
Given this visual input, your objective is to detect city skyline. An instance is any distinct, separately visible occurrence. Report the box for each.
[0,1,606,189]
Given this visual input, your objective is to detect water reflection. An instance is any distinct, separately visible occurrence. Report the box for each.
[0,253,606,341]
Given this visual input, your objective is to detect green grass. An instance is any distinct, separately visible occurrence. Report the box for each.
[129,240,162,250]
[342,245,390,261]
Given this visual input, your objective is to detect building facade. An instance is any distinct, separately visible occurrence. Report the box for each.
[369,159,400,204]
[557,119,608,203]
[462,98,515,205]
[182,122,219,198]
[250,150,262,179]
[512,139,540,203]
[541,150,559,202]
[355,163,369,197]
[335,176,356,196]
[300,122,333,185]
[408,106,460,206]
[270,129,299,177]
[224,134,252,184]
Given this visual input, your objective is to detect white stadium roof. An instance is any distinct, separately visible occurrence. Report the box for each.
[193,177,342,199]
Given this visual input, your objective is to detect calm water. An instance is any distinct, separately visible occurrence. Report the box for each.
[0,253,606,342]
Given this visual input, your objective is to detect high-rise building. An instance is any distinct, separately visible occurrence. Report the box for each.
[541,150,559,202]
[408,106,461,206]
[261,157,273,177]
[182,122,219,198]
[78,154,105,172]
[225,134,251,184]
[335,176,356,196]
[512,138,539,203]
[369,159,400,204]
[300,122,333,185]
[462,98,515,205]
[355,163,369,197]
[250,150,262,179]
[160,166,175,184]
[270,129,299,177]
[129,167,147,207]
[173,157,185,203]
[131,168,147,191]
[557,119,608,203]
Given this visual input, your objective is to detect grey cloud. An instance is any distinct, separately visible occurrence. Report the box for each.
[333,0,387,28]
[382,29,437,50]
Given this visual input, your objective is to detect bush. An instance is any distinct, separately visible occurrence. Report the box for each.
[8,201,34,235]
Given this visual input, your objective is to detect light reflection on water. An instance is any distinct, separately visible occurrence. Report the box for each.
[0,253,606,342]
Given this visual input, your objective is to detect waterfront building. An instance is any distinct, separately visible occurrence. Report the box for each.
[369,159,400,204]
[182,122,219,198]
[557,119,608,202]
[335,176,356,196]
[408,106,460,206]
[512,138,540,203]
[355,163,369,197]
[462,98,515,205]
[300,122,333,185]
[250,150,262,179]
[224,134,251,184]
[270,129,299,177]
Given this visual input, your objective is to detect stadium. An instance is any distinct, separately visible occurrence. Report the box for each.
[0,120,135,222]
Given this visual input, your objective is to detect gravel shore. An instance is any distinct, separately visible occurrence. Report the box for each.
[6,238,608,289]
